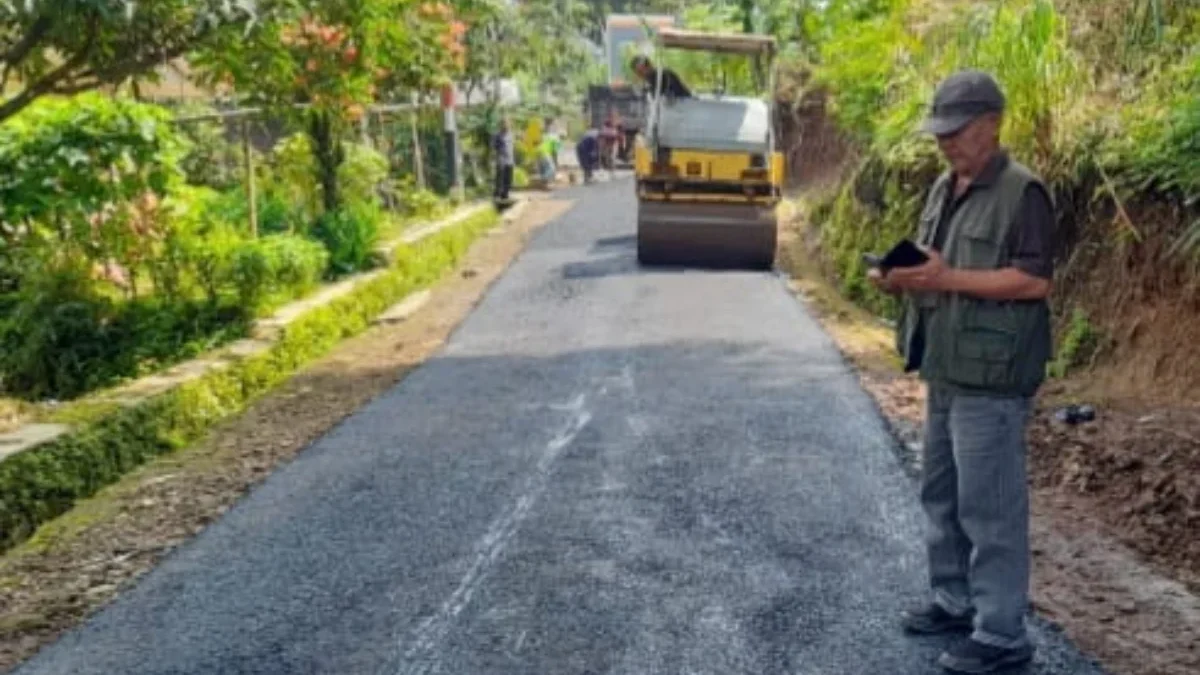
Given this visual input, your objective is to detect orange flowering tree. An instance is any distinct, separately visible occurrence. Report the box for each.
[196,0,467,213]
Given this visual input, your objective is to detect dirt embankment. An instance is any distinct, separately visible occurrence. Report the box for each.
[777,88,1200,675]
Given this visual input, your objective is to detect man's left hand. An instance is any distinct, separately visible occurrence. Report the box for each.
[886,245,950,291]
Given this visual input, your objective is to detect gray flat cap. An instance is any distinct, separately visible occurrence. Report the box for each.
[920,70,1006,136]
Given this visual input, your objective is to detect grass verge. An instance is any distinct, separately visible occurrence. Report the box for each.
[0,206,500,555]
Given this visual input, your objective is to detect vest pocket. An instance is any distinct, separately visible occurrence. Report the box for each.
[948,303,1017,390]
[957,222,1002,269]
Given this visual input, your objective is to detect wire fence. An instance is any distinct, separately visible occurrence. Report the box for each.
[167,98,509,236]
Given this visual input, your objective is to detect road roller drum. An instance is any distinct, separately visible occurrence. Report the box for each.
[636,200,777,270]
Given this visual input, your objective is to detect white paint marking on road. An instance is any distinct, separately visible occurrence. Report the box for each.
[513,629,527,654]
[391,393,592,675]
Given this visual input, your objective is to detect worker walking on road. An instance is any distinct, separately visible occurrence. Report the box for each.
[870,70,1056,674]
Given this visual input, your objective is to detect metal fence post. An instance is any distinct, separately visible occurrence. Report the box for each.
[411,91,427,190]
[240,117,258,238]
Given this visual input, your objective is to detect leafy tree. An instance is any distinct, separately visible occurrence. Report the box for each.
[0,0,267,123]
[458,0,596,106]
[457,0,522,104]
[194,0,465,213]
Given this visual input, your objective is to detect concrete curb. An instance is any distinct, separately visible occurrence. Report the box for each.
[373,289,432,326]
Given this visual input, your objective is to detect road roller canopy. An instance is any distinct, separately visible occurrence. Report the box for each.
[654,27,777,58]
[646,26,778,101]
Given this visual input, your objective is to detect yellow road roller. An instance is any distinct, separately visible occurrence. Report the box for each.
[633,27,785,270]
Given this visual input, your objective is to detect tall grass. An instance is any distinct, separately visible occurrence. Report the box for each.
[808,2,916,144]
[1058,0,1198,74]
[948,1,1079,170]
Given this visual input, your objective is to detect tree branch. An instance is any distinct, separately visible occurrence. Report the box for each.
[62,40,202,97]
[70,16,218,93]
[0,3,250,123]
[0,20,97,122]
[1,15,51,68]
[1,15,53,93]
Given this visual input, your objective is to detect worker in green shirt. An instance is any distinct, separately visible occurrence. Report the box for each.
[537,118,562,183]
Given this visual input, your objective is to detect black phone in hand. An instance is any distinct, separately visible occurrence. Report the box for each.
[864,239,929,273]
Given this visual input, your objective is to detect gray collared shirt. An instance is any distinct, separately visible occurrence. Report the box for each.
[493,130,514,167]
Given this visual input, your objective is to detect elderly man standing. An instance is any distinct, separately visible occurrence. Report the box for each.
[870,70,1055,674]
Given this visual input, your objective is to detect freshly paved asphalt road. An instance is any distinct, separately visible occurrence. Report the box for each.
[15,179,1106,675]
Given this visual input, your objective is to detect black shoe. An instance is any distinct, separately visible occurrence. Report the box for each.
[901,603,975,634]
[938,637,1034,673]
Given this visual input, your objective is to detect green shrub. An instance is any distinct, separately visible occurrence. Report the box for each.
[0,263,116,399]
[0,212,324,400]
[1048,306,1105,378]
[0,93,187,278]
[338,142,390,207]
[397,181,448,220]
[182,223,245,307]
[513,166,530,189]
[269,132,323,224]
[311,203,383,277]
[203,188,254,229]
[0,248,23,295]
[256,191,298,235]
[153,187,323,308]
[0,263,246,400]
[201,188,298,236]
[0,206,500,553]
[809,172,910,320]
[230,235,329,313]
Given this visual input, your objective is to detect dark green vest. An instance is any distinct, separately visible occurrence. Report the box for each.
[895,158,1053,397]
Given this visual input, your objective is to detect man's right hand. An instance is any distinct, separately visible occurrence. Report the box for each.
[868,267,900,295]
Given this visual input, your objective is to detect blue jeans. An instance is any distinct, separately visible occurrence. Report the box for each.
[922,384,1033,649]
[538,155,555,181]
